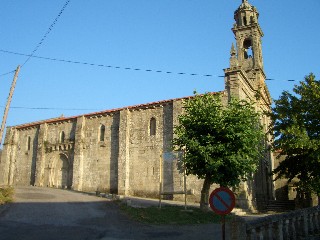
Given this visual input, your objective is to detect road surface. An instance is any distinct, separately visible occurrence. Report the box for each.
[0,186,223,240]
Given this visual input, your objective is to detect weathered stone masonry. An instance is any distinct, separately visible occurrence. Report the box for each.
[0,98,192,197]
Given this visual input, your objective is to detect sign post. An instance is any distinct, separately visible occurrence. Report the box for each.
[209,187,235,240]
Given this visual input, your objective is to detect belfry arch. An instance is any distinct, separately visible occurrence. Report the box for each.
[243,38,253,59]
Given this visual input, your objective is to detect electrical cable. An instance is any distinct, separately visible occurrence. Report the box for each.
[21,0,71,67]
[0,49,301,82]
[0,105,100,111]
[0,69,16,77]
[0,49,216,78]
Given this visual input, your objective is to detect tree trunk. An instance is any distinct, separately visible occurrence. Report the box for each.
[200,175,211,211]
[318,195,320,206]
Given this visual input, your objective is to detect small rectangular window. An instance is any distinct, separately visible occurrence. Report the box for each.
[27,136,31,151]
[150,118,156,136]
[99,125,105,141]
[60,131,65,143]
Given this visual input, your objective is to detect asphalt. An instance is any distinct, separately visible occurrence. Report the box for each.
[0,186,228,240]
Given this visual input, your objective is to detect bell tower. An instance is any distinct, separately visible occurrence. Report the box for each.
[224,0,270,106]
[233,0,263,70]
[224,0,274,211]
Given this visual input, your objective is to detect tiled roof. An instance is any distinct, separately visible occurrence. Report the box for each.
[13,91,222,130]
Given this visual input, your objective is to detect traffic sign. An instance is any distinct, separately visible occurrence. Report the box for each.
[209,187,235,215]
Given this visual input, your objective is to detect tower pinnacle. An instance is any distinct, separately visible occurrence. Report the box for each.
[229,43,238,67]
[230,43,236,56]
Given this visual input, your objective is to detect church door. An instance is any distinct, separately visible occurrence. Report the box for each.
[53,154,71,189]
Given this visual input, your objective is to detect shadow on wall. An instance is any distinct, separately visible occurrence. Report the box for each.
[110,114,120,194]
[275,185,289,201]
[30,128,39,186]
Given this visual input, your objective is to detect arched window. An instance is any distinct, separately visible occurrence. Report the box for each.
[99,125,105,141]
[27,136,31,151]
[243,38,253,59]
[60,131,65,143]
[243,16,247,26]
[150,118,156,136]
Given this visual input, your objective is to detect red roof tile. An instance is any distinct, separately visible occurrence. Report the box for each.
[13,91,222,130]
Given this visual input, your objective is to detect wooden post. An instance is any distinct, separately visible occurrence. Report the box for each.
[159,152,162,208]
[183,150,187,210]
[0,65,20,146]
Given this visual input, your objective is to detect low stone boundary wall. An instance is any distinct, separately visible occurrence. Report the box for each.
[231,206,320,239]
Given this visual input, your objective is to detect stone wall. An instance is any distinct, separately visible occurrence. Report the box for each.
[0,92,275,211]
[0,126,39,186]
[0,97,218,204]
[76,114,119,193]
[126,105,164,198]
[273,152,292,201]
[231,206,320,239]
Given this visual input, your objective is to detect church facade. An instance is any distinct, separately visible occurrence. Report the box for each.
[0,0,274,211]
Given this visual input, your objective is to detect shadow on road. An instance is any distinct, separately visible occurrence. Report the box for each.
[0,187,224,240]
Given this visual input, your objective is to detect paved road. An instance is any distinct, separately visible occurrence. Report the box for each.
[0,187,223,240]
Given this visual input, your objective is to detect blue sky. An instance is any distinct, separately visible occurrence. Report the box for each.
[0,0,319,131]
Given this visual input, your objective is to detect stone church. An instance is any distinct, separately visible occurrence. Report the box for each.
[0,0,274,211]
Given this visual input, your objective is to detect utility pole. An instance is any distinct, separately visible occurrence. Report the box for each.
[0,65,21,146]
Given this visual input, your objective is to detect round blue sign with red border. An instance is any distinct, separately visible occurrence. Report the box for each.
[209,187,235,215]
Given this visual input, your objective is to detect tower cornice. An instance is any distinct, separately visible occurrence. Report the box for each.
[232,23,264,37]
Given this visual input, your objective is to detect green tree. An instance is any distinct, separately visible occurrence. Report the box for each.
[173,92,265,210]
[270,73,320,201]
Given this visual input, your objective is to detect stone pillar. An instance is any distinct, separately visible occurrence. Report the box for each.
[258,226,265,239]
[249,229,256,240]
[275,220,284,240]
[224,70,242,101]
[231,216,247,240]
[34,123,48,186]
[266,223,273,239]
[0,127,18,185]
[291,218,297,240]
[314,212,319,232]
[117,109,131,196]
[284,219,290,239]
[302,211,309,237]
[72,116,86,191]
[309,212,314,235]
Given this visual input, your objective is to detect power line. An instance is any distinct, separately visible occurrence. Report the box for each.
[0,69,16,77]
[0,105,100,111]
[0,1,304,83]
[0,48,302,81]
[266,78,296,82]
[0,49,216,78]
[21,0,71,67]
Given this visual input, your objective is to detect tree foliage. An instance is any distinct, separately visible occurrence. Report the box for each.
[270,73,320,195]
[173,92,265,209]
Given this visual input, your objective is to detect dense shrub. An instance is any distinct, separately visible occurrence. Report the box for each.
[0,187,14,204]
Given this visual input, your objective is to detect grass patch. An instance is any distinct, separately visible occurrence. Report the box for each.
[119,204,227,225]
[0,186,14,205]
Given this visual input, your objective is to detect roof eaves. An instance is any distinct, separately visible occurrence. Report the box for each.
[12,91,222,130]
